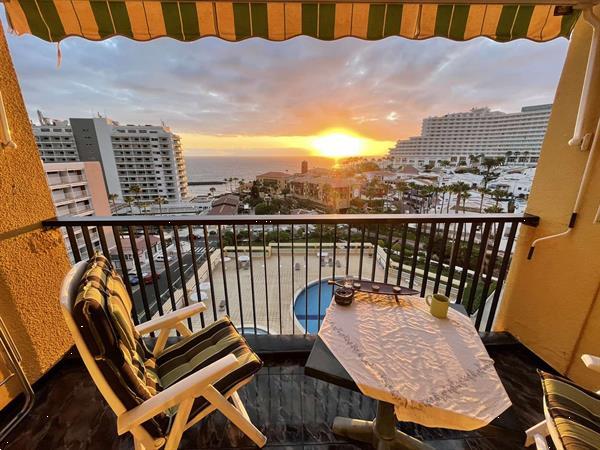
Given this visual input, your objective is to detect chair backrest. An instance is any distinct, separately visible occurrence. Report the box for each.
[59,256,167,442]
[59,260,127,415]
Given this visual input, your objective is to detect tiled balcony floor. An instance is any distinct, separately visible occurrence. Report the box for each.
[2,341,553,450]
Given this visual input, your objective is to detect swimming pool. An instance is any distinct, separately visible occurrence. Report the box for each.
[293,278,340,334]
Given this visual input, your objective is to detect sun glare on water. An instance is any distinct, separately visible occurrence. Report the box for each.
[310,130,364,159]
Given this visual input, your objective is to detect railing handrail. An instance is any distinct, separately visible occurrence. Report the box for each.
[43,212,540,227]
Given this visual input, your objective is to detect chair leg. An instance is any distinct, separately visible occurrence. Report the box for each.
[133,437,146,450]
[525,420,549,447]
[165,398,194,450]
[204,385,267,448]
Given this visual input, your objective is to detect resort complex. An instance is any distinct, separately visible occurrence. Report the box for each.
[1,2,599,450]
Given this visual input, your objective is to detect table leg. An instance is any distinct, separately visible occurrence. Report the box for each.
[332,401,433,450]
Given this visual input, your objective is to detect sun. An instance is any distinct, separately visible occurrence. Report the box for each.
[310,130,364,159]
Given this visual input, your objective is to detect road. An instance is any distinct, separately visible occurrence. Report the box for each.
[129,238,215,322]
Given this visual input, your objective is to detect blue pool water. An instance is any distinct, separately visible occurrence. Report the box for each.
[294,279,338,334]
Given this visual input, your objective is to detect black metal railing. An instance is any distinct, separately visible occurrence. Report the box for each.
[43,213,539,335]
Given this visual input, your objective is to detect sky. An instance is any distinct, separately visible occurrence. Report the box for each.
[3,11,569,158]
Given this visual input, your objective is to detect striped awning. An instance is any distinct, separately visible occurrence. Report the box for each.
[4,1,581,43]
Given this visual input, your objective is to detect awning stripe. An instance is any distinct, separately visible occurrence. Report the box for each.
[5,1,581,43]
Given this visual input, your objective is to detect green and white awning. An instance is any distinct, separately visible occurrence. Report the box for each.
[4,0,581,43]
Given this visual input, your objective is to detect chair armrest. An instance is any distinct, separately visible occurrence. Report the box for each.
[581,354,600,373]
[135,302,207,335]
[116,353,238,434]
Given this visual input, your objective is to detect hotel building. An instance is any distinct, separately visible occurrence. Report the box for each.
[33,114,189,203]
[389,104,552,168]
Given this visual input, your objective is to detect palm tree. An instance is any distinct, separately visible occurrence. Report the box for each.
[108,193,118,209]
[123,196,135,214]
[451,182,470,213]
[461,192,471,211]
[490,188,508,207]
[477,187,490,213]
[154,196,167,215]
[438,186,448,214]
[394,181,409,213]
[129,184,142,213]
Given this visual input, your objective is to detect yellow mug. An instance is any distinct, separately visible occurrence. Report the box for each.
[426,293,449,319]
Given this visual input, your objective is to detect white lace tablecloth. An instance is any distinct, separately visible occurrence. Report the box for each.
[318,292,511,431]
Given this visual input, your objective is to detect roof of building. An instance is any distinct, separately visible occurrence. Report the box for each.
[256,171,291,179]
[207,194,240,215]
[398,165,419,175]
[116,235,160,254]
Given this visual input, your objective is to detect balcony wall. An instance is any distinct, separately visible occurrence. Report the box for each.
[0,21,73,408]
[496,11,600,391]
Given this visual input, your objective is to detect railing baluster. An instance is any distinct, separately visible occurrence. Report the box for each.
[97,225,110,257]
[317,224,323,331]
[445,222,464,298]
[276,224,282,335]
[331,224,338,298]
[345,224,351,277]
[128,226,153,326]
[173,225,192,331]
[232,225,244,332]
[247,225,257,333]
[420,222,437,297]
[262,225,270,335]
[371,224,380,282]
[475,222,505,329]
[456,223,479,304]
[396,224,408,286]
[143,226,164,318]
[81,225,94,259]
[304,224,309,335]
[433,222,451,293]
[158,225,178,321]
[485,221,519,331]
[202,225,218,322]
[187,224,204,327]
[409,223,422,290]
[291,224,295,334]
[112,225,140,325]
[465,222,492,315]
[217,225,230,316]
[66,226,81,262]
[383,225,394,284]
[358,224,366,280]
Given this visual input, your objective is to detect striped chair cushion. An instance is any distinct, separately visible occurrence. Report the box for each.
[73,254,167,437]
[540,371,600,450]
[156,317,263,422]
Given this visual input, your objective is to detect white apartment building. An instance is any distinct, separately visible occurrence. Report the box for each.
[389,104,552,168]
[33,113,78,162]
[33,114,189,203]
[44,161,113,260]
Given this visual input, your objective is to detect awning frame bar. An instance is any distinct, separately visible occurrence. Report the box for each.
[569,6,600,150]
[8,0,598,6]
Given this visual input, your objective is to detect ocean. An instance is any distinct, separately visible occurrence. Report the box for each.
[184,155,334,197]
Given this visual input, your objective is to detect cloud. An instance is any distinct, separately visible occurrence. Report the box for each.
[3,11,568,156]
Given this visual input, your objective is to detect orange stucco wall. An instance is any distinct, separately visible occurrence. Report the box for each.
[495,13,600,391]
[0,22,73,408]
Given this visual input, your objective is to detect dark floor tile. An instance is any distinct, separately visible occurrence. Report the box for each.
[427,439,471,450]
[1,342,552,450]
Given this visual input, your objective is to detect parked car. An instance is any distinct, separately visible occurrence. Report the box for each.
[155,254,173,262]
[142,272,160,284]
[127,272,139,285]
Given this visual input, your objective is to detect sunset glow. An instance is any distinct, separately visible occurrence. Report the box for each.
[310,130,364,159]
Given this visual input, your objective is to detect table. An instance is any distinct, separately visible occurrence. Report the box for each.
[305,303,468,450]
